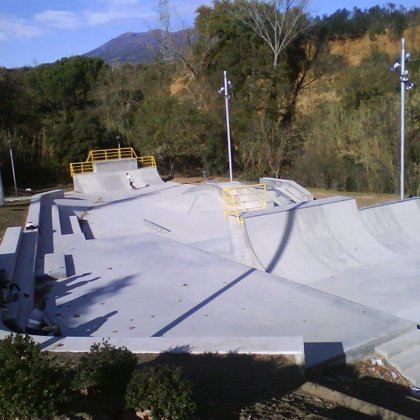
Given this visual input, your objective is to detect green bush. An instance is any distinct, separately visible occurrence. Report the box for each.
[0,333,68,418]
[125,364,196,419]
[72,340,137,398]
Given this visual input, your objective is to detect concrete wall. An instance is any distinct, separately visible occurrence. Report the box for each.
[93,158,137,173]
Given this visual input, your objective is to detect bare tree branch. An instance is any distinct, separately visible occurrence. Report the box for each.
[238,0,311,68]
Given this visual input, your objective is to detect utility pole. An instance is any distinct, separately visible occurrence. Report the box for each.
[390,38,414,200]
[0,168,4,206]
[400,38,406,201]
[219,71,233,182]
[8,139,18,196]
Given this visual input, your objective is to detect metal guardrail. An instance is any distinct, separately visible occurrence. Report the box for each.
[69,147,156,176]
[223,183,267,223]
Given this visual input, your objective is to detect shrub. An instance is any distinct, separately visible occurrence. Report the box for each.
[0,333,67,418]
[125,364,196,419]
[72,340,137,398]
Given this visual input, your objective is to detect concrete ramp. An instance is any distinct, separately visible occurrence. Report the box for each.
[232,196,401,283]
[360,197,420,253]
[261,177,313,204]
[132,166,164,187]
[73,167,163,194]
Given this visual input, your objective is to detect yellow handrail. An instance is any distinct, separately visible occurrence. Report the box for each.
[137,156,156,167]
[223,183,267,223]
[69,147,156,176]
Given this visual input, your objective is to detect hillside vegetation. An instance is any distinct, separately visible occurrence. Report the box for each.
[0,2,419,196]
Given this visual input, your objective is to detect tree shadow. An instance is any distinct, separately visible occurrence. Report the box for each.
[307,362,419,419]
[138,351,305,419]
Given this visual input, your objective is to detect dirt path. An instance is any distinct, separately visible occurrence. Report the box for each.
[56,352,419,418]
[0,199,31,241]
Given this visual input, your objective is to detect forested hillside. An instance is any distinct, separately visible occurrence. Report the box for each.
[0,1,419,195]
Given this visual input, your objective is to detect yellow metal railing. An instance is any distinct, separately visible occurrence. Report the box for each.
[69,161,94,177]
[223,183,267,223]
[137,156,156,167]
[70,147,156,176]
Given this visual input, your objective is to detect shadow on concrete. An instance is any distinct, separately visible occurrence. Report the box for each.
[39,310,118,350]
[79,219,94,239]
[266,202,304,273]
[304,341,346,368]
[151,268,256,337]
[38,198,54,254]
[51,273,99,299]
[65,310,118,337]
[49,274,135,336]
[64,254,76,276]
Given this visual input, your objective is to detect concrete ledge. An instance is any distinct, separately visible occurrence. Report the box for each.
[0,227,22,281]
[25,196,41,229]
[44,252,67,280]
[261,178,314,202]
[70,215,82,235]
[51,204,61,235]
[1,335,304,365]
[1,190,66,331]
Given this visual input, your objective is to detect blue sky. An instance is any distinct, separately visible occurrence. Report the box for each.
[1,0,418,68]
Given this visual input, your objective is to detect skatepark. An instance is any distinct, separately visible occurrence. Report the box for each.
[1,148,420,386]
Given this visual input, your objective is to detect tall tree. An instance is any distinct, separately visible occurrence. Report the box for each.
[24,56,105,118]
[238,0,310,69]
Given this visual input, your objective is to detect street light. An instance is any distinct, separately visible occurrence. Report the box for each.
[390,38,415,200]
[8,139,18,196]
[218,70,233,182]
[116,135,121,158]
[0,167,4,206]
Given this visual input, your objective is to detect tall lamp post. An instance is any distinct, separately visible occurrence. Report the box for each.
[0,167,4,206]
[218,70,233,182]
[390,38,414,200]
[116,135,121,159]
[8,139,18,196]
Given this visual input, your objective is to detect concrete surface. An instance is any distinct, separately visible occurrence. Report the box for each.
[1,166,420,379]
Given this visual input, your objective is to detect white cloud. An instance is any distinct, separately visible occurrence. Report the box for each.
[34,10,81,30]
[85,8,157,26]
[0,16,44,41]
[0,0,199,44]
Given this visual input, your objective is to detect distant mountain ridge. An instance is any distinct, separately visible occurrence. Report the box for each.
[83,29,185,65]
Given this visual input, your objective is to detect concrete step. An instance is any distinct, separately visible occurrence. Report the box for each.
[402,362,420,388]
[376,329,420,359]
[390,344,420,371]
[376,328,420,387]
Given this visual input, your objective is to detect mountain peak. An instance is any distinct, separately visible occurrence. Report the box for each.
[83,29,166,65]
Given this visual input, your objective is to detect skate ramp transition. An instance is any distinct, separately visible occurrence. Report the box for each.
[235,196,420,283]
[2,178,420,372]
[73,166,164,194]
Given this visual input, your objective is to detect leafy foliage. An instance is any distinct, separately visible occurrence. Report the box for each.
[24,56,105,116]
[0,5,419,194]
[72,340,137,398]
[125,364,196,419]
[0,334,68,418]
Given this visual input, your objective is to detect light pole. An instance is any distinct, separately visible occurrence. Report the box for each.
[0,167,4,206]
[391,38,414,200]
[116,135,121,158]
[8,139,18,196]
[219,70,233,182]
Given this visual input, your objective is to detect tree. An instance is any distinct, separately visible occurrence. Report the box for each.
[24,56,105,118]
[133,95,209,172]
[238,0,310,69]
[240,118,299,178]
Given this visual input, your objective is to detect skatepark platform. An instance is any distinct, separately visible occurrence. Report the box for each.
[1,165,420,383]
